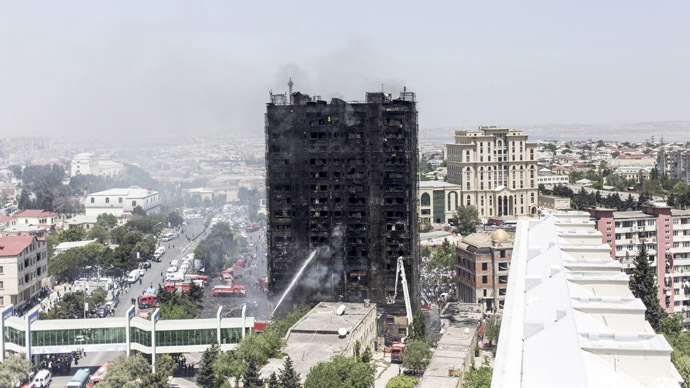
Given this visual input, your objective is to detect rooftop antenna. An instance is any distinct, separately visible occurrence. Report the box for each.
[288,78,294,104]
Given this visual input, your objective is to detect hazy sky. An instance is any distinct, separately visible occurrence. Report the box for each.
[1,1,689,138]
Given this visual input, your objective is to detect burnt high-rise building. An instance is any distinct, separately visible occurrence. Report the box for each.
[265,88,419,335]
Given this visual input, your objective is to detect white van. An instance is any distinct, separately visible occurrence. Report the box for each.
[161,233,175,242]
[127,269,140,284]
[32,369,51,387]
[170,260,179,267]
[167,266,178,274]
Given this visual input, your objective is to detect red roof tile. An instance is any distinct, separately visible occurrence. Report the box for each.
[0,215,15,223]
[0,235,35,256]
[15,210,57,218]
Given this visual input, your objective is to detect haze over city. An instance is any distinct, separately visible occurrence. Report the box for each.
[1,1,689,139]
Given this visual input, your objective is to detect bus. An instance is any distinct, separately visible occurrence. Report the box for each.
[66,368,91,388]
[161,232,175,242]
[89,362,111,385]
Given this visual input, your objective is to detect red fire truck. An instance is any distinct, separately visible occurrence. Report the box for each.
[213,285,246,297]
[390,341,405,363]
[137,294,158,309]
[259,277,268,293]
[165,283,191,293]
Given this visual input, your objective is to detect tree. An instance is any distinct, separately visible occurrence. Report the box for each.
[267,372,280,388]
[463,365,492,388]
[87,225,110,242]
[48,248,89,283]
[242,358,264,388]
[660,314,684,336]
[304,355,375,388]
[197,343,220,388]
[132,205,146,216]
[187,281,204,304]
[279,355,301,388]
[167,210,184,227]
[629,245,667,330]
[408,310,427,342]
[454,205,481,236]
[99,354,151,388]
[97,213,118,228]
[386,375,419,388]
[484,315,501,346]
[402,340,431,374]
[0,353,33,387]
[57,227,86,243]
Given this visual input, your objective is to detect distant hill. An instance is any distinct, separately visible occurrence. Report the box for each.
[420,121,690,142]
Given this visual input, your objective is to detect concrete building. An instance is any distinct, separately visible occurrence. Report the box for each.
[0,215,17,232]
[538,194,571,211]
[265,89,419,332]
[658,148,690,184]
[588,204,690,326]
[70,153,125,178]
[446,126,539,221]
[536,169,569,185]
[418,181,462,225]
[54,239,97,255]
[0,235,48,308]
[260,302,377,383]
[418,303,482,388]
[65,214,98,231]
[614,166,653,183]
[456,230,513,313]
[70,153,98,176]
[492,212,682,388]
[14,210,57,229]
[85,187,161,217]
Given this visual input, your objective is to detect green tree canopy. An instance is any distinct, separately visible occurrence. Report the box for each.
[454,205,481,236]
[408,310,427,342]
[386,375,419,388]
[99,353,151,388]
[0,353,32,387]
[463,366,492,388]
[304,355,375,388]
[197,343,220,388]
[57,227,86,243]
[97,213,118,228]
[279,355,301,388]
[402,340,431,373]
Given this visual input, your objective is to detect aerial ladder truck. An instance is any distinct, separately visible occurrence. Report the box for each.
[386,256,413,362]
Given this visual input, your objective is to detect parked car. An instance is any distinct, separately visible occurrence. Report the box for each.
[97,305,107,318]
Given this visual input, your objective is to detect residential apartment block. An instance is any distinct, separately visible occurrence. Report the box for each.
[265,90,419,335]
[446,126,538,220]
[588,204,690,325]
[85,187,161,217]
[0,235,48,308]
[657,148,690,184]
[456,229,513,313]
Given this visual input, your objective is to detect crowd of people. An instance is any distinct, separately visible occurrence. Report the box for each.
[38,353,78,376]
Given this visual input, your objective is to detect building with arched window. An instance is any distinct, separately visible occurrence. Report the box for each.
[418,181,462,224]
[446,126,538,220]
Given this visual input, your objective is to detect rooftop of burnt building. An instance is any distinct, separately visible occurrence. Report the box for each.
[268,90,415,106]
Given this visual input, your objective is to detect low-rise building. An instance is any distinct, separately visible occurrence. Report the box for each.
[54,239,98,255]
[456,230,514,313]
[65,214,98,231]
[418,181,462,225]
[85,187,160,217]
[260,302,377,384]
[0,235,48,308]
[536,169,569,186]
[614,166,653,183]
[538,195,571,211]
[14,210,57,229]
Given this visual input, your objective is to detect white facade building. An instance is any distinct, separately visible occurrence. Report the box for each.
[85,187,161,217]
[492,212,682,387]
[70,153,125,177]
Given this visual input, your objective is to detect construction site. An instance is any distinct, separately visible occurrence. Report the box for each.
[265,86,420,337]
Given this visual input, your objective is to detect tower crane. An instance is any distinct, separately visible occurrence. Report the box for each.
[386,256,413,326]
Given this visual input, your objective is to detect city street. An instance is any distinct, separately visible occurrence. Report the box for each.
[49,217,209,386]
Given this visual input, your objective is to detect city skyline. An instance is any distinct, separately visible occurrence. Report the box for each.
[1,1,689,138]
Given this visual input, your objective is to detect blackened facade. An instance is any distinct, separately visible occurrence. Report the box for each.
[265,90,420,329]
